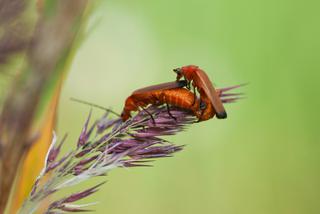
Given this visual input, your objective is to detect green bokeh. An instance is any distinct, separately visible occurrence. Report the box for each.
[58,1,320,213]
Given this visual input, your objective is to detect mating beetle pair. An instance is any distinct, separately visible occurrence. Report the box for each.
[121,65,228,122]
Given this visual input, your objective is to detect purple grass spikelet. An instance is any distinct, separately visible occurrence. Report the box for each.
[18,84,243,213]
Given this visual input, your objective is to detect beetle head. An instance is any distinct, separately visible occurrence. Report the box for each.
[121,110,130,122]
[173,68,183,80]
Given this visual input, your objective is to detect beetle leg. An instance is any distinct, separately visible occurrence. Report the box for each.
[159,93,176,120]
[141,107,156,125]
[196,107,205,123]
[166,103,177,121]
[191,86,197,106]
[184,78,191,90]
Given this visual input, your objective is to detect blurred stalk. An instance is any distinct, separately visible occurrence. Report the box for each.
[8,80,61,213]
[0,0,92,212]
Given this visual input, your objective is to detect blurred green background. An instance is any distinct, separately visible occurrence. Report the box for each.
[57,0,320,214]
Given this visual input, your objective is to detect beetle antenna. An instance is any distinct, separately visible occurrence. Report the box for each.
[70,97,121,117]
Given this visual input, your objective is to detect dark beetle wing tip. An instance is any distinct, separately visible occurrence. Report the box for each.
[216,111,227,119]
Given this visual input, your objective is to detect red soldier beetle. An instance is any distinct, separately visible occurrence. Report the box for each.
[120,80,203,122]
[173,65,227,119]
